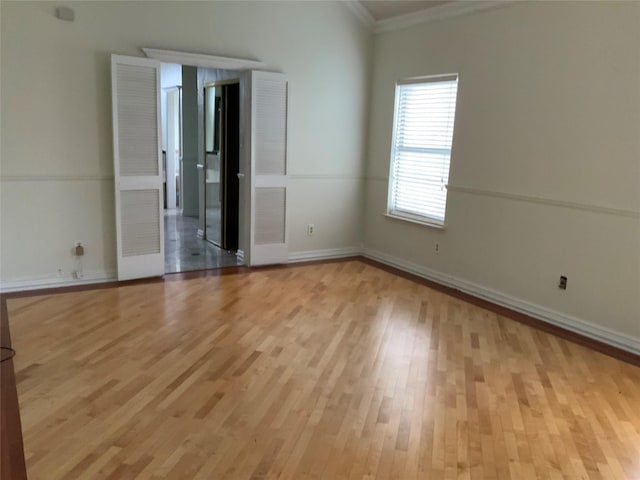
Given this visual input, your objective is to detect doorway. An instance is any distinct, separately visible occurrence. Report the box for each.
[112,52,289,280]
[204,81,240,252]
[161,64,241,273]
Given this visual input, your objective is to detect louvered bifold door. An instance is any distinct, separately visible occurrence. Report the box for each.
[249,71,289,266]
[111,55,164,280]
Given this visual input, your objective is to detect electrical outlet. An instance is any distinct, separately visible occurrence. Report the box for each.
[307,224,314,236]
[74,242,84,256]
[57,268,63,277]
[435,243,440,255]
[558,275,567,290]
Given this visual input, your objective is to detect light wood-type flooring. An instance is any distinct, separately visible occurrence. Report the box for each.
[8,261,640,479]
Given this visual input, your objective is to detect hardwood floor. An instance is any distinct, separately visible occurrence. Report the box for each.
[1,297,27,480]
[8,261,640,479]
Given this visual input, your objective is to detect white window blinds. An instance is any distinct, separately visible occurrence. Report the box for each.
[388,75,458,225]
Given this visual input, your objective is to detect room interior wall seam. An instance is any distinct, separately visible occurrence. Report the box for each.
[341,0,375,29]
[357,26,376,252]
[362,246,640,356]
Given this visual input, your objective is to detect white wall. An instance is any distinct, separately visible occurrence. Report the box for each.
[363,2,640,349]
[4,1,634,354]
[0,1,371,288]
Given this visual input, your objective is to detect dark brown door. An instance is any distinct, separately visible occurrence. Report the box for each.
[221,83,240,251]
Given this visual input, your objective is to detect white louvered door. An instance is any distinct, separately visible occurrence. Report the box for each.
[249,71,288,266]
[111,55,164,280]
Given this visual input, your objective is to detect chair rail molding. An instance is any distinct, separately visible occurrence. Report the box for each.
[447,184,640,219]
[0,175,114,182]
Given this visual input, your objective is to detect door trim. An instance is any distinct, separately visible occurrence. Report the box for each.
[142,48,265,71]
[141,48,284,267]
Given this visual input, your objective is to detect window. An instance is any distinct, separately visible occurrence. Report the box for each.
[388,74,459,226]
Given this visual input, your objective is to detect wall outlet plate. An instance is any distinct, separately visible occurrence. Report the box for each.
[558,276,567,290]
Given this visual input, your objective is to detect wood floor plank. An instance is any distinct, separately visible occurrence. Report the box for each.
[7,260,640,479]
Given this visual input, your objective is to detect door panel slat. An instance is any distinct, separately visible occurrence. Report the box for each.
[255,188,286,245]
[121,190,161,257]
[112,55,164,280]
[250,71,289,266]
[116,65,160,177]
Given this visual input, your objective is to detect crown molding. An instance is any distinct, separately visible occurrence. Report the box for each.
[342,0,375,29]
[141,48,265,70]
[344,1,518,35]
[375,0,517,34]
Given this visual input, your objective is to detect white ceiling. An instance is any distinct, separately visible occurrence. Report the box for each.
[359,0,452,21]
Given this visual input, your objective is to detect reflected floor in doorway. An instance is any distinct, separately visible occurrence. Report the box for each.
[205,207,222,244]
[164,210,241,273]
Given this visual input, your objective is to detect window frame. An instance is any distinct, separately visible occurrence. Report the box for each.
[386,73,459,228]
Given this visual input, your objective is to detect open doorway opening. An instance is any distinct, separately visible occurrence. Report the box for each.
[161,63,242,273]
[112,51,289,280]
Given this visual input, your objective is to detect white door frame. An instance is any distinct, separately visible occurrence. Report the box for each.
[142,48,277,267]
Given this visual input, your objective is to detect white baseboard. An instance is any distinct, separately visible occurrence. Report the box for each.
[288,247,361,263]
[0,247,359,292]
[0,270,117,294]
[362,247,640,356]
[3,248,637,358]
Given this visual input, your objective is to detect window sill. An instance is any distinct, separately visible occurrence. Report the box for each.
[383,212,446,230]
